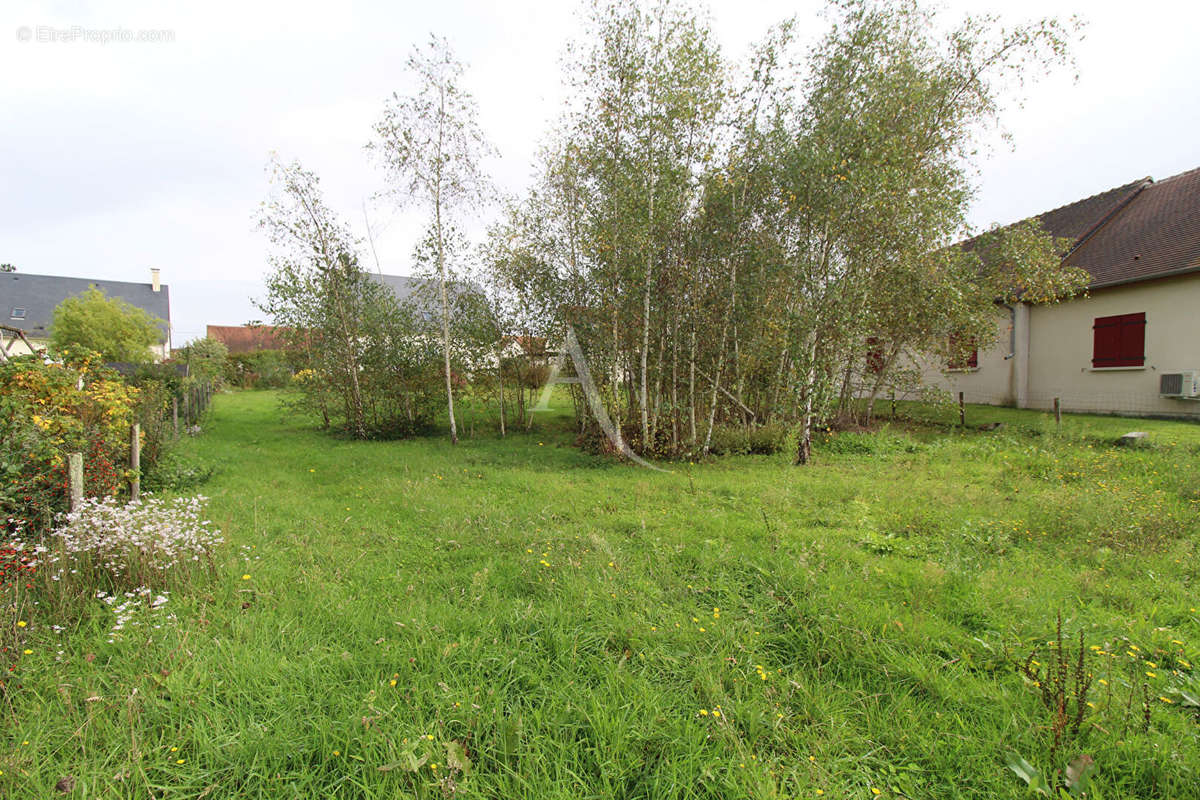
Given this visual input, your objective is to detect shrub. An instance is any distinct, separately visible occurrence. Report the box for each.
[225,349,295,389]
[0,356,137,537]
[707,424,788,456]
[178,336,228,386]
[143,450,216,492]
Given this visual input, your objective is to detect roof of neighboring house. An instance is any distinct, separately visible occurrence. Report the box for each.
[1064,167,1200,288]
[0,272,170,340]
[369,273,485,318]
[206,324,291,353]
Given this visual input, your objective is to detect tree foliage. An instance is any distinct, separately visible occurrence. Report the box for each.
[489,0,1087,463]
[370,35,495,444]
[50,287,165,363]
[256,157,445,439]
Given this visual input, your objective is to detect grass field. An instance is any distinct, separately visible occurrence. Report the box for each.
[4,390,1200,798]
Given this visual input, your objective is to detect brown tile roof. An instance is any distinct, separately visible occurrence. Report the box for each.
[206,324,291,353]
[1064,167,1200,288]
[1033,177,1150,244]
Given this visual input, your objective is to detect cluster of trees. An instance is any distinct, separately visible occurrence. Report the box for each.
[489,0,1087,462]
[260,0,1089,461]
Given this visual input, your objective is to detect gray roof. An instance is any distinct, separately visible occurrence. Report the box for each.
[0,272,170,341]
[369,273,483,319]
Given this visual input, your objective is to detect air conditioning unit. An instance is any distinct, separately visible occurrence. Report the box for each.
[1159,370,1200,399]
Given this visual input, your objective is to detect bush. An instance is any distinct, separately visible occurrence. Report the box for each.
[178,336,228,386]
[0,356,137,537]
[143,450,215,492]
[707,424,788,456]
[224,349,295,389]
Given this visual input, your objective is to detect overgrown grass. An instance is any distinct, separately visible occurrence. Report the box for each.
[3,391,1199,798]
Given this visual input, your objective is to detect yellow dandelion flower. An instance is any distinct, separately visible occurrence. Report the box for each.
[16,620,26,628]
[23,649,32,655]
[389,679,397,687]
[699,709,708,716]
[242,574,251,580]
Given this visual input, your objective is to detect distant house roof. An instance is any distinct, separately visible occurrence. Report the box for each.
[0,272,170,340]
[368,273,484,318]
[991,167,1200,290]
[206,324,291,353]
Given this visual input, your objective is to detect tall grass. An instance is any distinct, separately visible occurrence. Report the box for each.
[2,391,1198,798]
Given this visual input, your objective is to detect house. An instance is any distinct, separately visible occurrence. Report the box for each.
[206,324,291,353]
[921,166,1200,418]
[0,268,171,361]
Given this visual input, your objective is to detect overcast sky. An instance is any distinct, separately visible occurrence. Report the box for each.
[2,0,1197,345]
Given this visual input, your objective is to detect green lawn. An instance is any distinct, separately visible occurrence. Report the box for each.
[5,391,1200,798]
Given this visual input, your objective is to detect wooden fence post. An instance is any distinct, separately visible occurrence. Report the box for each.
[890,389,896,419]
[172,395,179,437]
[69,452,83,512]
[958,392,966,427]
[130,423,141,502]
[1054,397,1062,434]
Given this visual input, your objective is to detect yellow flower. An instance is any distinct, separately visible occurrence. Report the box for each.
[170,747,178,752]
[698,709,708,716]
[425,734,434,741]
[17,620,26,628]
[23,649,32,655]
[176,759,185,764]
[1146,671,1157,678]
[242,574,251,580]
[389,679,397,687]
[430,763,438,770]
[872,789,882,796]
[711,710,721,718]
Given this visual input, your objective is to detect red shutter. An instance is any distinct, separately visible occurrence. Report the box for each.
[1092,313,1145,367]
[947,333,978,370]
[866,336,885,374]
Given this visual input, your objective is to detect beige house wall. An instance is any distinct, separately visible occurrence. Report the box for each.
[1025,273,1200,418]
[914,312,1017,405]
[915,272,1200,419]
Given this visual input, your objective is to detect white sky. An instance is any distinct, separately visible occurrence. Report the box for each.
[2,0,1197,345]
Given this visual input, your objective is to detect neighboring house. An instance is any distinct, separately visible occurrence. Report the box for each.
[206,324,291,353]
[921,166,1200,418]
[0,268,171,361]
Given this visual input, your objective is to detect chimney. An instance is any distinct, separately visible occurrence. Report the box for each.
[151,267,161,292]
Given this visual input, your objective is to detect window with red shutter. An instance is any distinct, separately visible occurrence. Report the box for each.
[947,333,978,370]
[1092,313,1146,367]
[866,336,885,374]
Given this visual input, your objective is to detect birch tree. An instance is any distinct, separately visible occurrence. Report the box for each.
[370,35,494,444]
